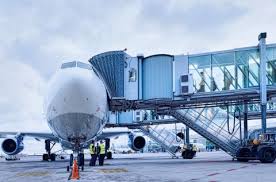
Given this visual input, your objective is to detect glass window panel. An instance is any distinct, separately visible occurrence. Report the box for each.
[77,61,92,70]
[189,55,211,92]
[61,61,76,69]
[267,47,276,84]
[235,49,259,87]
[212,52,235,90]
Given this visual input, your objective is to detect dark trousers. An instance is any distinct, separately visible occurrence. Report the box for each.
[99,154,105,166]
[90,154,97,166]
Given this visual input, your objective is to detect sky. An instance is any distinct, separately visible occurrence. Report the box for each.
[1,0,276,153]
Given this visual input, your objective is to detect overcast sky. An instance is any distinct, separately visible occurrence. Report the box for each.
[1,0,276,134]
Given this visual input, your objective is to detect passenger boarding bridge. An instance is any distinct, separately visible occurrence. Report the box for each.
[89,33,276,159]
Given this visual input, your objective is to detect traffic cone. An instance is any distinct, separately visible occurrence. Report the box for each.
[70,159,80,180]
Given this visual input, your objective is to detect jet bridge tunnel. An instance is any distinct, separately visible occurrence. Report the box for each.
[89,33,276,159]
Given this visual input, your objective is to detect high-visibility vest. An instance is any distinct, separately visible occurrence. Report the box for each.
[89,144,95,154]
[100,143,105,154]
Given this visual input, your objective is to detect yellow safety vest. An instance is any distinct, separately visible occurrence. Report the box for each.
[100,143,105,154]
[89,144,95,154]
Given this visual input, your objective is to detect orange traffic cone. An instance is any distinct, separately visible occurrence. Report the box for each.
[70,159,80,180]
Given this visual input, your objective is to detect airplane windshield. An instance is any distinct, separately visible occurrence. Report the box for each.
[61,61,76,69]
[77,62,92,70]
[61,61,92,70]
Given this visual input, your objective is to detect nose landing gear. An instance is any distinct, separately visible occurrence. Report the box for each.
[67,153,85,172]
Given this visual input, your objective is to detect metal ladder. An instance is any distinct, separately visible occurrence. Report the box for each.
[166,108,241,156]
[138,125,183,158]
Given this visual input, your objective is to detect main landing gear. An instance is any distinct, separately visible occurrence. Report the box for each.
[42,139,56,161]
[67,153,85,172]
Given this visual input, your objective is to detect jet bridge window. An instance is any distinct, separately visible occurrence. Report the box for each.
[77,62,92,70]
[61,61,76,69]
[129,68,137,82]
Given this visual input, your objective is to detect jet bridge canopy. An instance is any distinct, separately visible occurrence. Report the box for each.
[89,50,127,98]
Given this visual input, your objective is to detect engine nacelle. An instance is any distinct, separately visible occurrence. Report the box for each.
[128,134,146,151]
[1,138,24,155]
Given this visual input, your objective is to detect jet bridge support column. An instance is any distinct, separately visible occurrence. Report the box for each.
[244,103,248,139]
[259,32,267,133]
[186,127,190,144]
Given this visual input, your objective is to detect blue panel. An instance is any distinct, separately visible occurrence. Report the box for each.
[118,112,133,123]
[142,55,173,99]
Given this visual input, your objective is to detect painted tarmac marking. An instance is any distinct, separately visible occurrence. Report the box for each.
[16,171,50,177]
[227,168,237,171]
[188,164,252,181]
[97,168,128,173]
[207,173,220,176]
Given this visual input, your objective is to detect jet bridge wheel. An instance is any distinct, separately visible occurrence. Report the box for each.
[258,147,276,163]
[182,150,196,159]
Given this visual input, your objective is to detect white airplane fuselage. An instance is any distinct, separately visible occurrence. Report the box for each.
[44,62,108,146]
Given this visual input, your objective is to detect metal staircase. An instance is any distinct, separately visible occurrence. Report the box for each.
[166,108,241,156]
[138,125,183,158]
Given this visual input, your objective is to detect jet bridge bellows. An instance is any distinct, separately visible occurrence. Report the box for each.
[89,51,127,98]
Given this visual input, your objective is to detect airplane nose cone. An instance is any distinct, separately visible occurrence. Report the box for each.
[46,67,108,142]
[64,75,88,98]
[57,72,95,113]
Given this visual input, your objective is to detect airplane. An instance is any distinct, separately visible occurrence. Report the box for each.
[0,61,146,171]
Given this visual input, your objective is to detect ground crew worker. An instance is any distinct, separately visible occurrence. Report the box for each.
[99,140,106,166]
[89,140,97,166]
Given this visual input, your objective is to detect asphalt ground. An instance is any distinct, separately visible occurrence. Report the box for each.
[0,151,275,182]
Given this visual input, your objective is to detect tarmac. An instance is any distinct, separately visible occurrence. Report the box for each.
[0,151,276,182]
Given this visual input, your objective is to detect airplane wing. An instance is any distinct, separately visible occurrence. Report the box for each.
[0,132,59,142]
[96,131,131,140]
[0,131,130,142]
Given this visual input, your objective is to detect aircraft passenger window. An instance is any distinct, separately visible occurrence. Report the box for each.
[77,62,92,70]
[61,61,76,69]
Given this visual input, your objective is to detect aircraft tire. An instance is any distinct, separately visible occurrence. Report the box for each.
[70,154,73,166]
[50,153,56,161]
[42,154,49,161]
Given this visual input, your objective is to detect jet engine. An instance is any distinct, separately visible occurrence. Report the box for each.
[1,138,24,155]
[128,134,146,151]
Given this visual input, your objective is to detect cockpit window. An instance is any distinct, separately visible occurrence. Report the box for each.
[61,61,76,69]
[77,61,92,70]
[61,61,92,70]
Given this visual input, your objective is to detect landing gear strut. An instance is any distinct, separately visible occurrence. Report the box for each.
[67,138,86,172]
[67,153,85,172]
[78,153,85,170]
[42,139,56,161]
